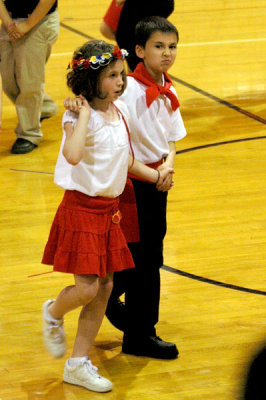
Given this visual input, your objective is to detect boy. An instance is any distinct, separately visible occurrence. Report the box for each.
[115,0,174,71]
[106,16,186,359]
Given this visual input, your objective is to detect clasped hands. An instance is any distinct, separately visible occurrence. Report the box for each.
[5,20,30,40]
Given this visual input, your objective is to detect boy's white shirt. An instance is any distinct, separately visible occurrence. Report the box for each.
[116,75,187,165]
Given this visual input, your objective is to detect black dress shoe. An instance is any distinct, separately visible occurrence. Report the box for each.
[106,298,126,331]
[11,138,37,154]
[122,335,179,359]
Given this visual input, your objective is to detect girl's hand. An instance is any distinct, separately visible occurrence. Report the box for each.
[115,0,126,5]
[64,95,89,114]
[156,165,175,192]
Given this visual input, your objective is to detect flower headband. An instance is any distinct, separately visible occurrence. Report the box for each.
[69,46,128,71]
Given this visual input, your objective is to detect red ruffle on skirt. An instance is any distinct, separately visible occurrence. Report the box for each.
[42,190,135,277]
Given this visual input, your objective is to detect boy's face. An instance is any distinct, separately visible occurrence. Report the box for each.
[136,31,178,81]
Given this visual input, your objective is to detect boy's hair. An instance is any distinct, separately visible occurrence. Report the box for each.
[67,40,127,101]
[135,16,179,48]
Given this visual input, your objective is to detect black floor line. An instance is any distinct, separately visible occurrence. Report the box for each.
[170,75,266,125]
[60,22,95,40]
[176,136,266,154]
[10,168,53,175]
[162,265,266,296]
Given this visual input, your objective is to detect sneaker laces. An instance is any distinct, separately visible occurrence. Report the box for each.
[47,321,64,342]
[83,359,100,378]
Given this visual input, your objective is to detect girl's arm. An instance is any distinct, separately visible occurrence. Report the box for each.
[128,155,174,186]
[163,141,176,169]
[157,141,176,191]
[63,101,91,165]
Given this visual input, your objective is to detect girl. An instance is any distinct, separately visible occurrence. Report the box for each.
[41,40,173,393]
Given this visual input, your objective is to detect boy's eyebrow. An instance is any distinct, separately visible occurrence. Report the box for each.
[153,40,177,45]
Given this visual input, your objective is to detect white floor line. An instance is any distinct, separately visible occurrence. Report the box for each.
[51,37,266,57]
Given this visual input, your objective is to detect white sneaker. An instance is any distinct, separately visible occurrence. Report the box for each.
[42,299,66,358]
[63,358,113,392]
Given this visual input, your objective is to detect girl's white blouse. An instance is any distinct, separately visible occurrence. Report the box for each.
[54,103,129,198]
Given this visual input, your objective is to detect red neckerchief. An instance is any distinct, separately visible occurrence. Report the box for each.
[128,62,180,111]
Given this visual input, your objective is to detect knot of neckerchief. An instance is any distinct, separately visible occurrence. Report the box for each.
[128,62,180,111]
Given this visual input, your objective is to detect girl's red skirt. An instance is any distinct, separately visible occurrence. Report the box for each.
[42,190,135,277]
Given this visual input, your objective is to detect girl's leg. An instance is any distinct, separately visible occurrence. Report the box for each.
[72,273,113,357]
[48,274,100,320]
[43,274,100,358]
[63,273,114,393]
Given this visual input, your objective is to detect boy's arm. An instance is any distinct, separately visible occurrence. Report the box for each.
[7,0,57,39]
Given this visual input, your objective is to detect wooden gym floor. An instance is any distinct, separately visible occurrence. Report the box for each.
[0,1,265,399]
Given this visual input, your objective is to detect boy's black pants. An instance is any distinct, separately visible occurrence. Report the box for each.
[110,178,168,339]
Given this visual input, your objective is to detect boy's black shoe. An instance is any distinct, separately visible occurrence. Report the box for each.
[122,335,179,359]
[105,298,126,331]
[11,138,37,154]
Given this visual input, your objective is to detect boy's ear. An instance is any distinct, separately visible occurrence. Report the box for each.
[135,45,145,59]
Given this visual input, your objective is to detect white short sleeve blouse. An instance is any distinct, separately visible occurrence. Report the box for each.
[54,103,130,198]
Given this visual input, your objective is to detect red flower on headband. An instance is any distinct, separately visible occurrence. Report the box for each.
[112,46,123,59]
[72,57,90,70]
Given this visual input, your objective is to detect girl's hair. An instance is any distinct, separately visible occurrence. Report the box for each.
[67,40,127,101]
[135,16,179,48]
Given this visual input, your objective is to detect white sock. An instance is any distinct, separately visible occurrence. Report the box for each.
[68,356,88,367]
[45,302,62,323]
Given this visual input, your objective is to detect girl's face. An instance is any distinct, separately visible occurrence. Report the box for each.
[98,59,125,102]
[136,31,178,83]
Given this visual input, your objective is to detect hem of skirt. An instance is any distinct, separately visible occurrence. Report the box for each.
[41,260,135,277]
[45,264,134,277]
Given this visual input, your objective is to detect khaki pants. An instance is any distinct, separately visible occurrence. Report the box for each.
[0,10,59,144]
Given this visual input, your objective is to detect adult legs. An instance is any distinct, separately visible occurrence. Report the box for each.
[0,12,59,148]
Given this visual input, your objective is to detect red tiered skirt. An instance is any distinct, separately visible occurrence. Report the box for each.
[42,190,135,277]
